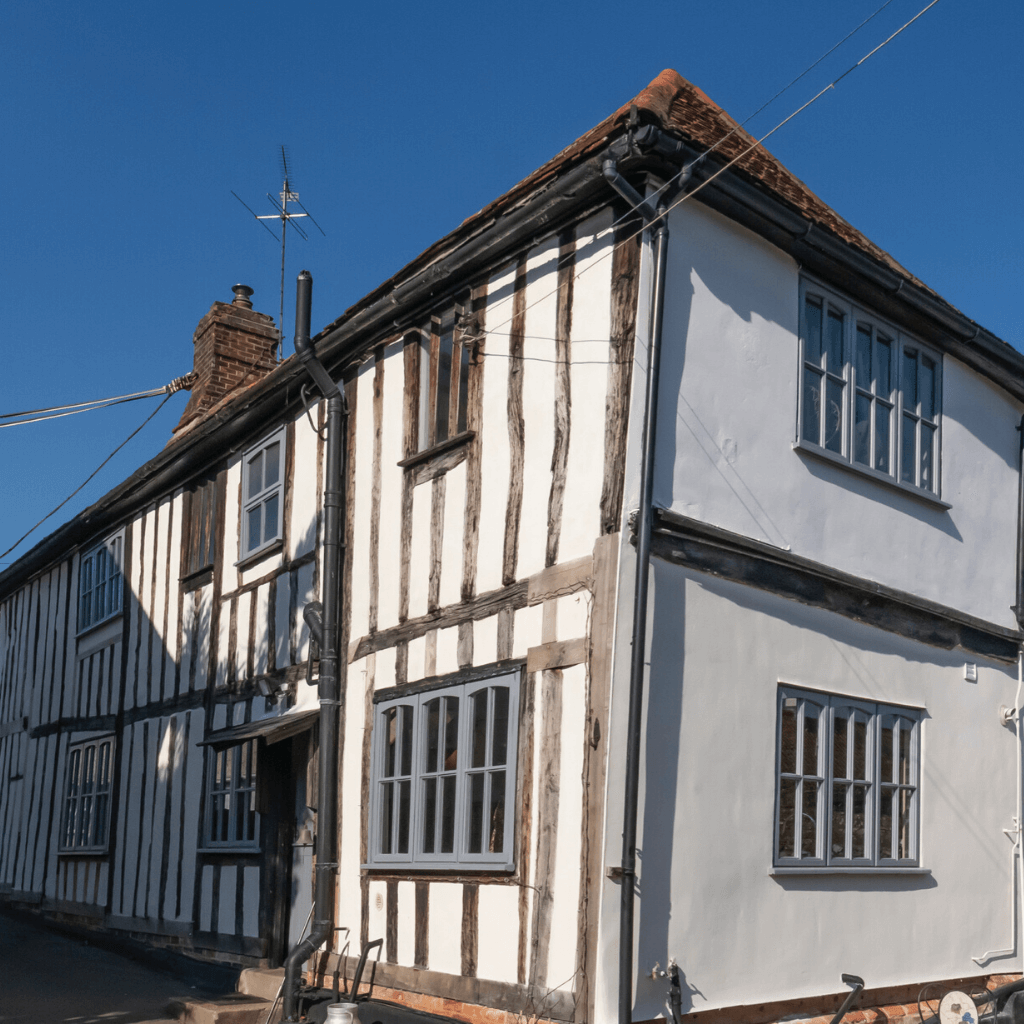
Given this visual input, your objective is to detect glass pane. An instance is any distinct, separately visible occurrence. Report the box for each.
[397,780,410,854]
[833,712,848,779]
[898,788,912,860]
[247,789,256,842]
[380,782,394,854]
[489,770,505,853]
[471,691,488,769]
[831,782,847,857]
[440,775,456,853]
[95,793,109,846]
[903,350,918,409]
[247,452,263,499]
[875,402,891,474]
[824,377,843,453]
[854,395,870,465]
[802,368,822,445]
[804,299,822,365]
[443,697,459,770]
[826,309,844,370]
[384,709,397,777]
[435,326,453,444]
[264,442,280,487]
[880,788,893,859]
[469,773,484,853]
[778,778,796,858]
[856,325,871,386]
[263,493,279,544]
[901,415,916,484]
[920,357,935,421]
[875,337,891,395]
[247,507,262,552]
[899,724,911,784]
[803,709,819,776]
[853,717,867,780]
[780,702,797,775]
[492,688,509,766]
[424,700,439,774]
[920,423,935,492]
[400,706,413,777]
[801,780,818,858]
[457,341,471,435]
[852,784,867,858]
[881,723,894,782]
[423,778,437,853]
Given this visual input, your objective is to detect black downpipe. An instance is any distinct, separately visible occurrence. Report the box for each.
[603,158,672,1024]
[283,270,347,1022]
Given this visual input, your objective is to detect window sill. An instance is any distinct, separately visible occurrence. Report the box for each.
[398,430,475,470]
[58,848,111,857]
[235,538,283,570]
[76,614,123,647]
[197,846,262,856]
[181,567,214,592]
[793,440,951,510]
[362,861,515,875]
[770,865,929,876]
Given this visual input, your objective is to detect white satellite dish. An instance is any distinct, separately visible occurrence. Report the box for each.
[938,990,980,1024]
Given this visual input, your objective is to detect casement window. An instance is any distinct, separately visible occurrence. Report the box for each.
[410,299,473,454]
[204,740,258,848]
[240,429,284,558]
[798,281,941,496]
[775,687,921,868]
[369,670,519,869]
[78,532,124,632]
[184,471,219,578]
[60,737,114,852]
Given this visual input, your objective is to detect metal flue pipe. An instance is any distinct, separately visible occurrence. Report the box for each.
[283,270,348,1022]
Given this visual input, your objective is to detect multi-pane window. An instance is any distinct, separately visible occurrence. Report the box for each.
[411,300,473,454]
[241,430,284,558]
[370,670,519,869]
[799,282,941,495]
[205,741,258,848]
[60,737,114,851]
[184,472,218,577]
[78,533,124,632]
[775,687,920,868]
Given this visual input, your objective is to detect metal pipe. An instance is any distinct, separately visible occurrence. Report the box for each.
[604,159,671,1024]
[283,270,347,1022]
[827,975,865,1024]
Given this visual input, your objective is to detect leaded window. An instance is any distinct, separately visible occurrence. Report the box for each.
[60,737,114,852]
[78,533,124,632]
[205,740,258,848]
[241,430,284,558]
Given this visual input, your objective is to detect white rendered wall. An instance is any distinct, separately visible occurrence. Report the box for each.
[657,200,1022,630]
[622,559,1019,1018]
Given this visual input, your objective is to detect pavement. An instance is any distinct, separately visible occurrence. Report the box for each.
[0,909,238,1024]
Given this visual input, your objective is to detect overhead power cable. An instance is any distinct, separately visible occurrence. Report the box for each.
[1,393,175,561]
[479,0,944,344]
[0,374,195,429]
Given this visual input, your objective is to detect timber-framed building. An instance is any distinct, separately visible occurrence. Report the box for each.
[2,70,1024,1024]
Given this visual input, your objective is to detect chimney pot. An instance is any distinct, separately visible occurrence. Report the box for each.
[231,284,254,309]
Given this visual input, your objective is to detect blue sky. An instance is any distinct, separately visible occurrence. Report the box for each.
[1,0,1020,566]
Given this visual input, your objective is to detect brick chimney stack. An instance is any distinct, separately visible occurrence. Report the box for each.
[173,285,279,435]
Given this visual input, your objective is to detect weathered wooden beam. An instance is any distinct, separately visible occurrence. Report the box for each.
[528,555,594,605]
[526,637,589,673]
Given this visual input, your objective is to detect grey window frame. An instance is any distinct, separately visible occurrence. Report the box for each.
[797,279,942,498]
[774,686,921,869]
[368,669,520,871]
[59,735,115,853]
[203,740,259,850]
[77,531,124,633]
[239,428,285,559]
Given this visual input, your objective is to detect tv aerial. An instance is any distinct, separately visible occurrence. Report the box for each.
[233,146,325,359]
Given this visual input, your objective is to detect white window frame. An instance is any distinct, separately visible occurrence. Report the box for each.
[368,669,520,870]
[239,428,285,560]
[797,279,942,499]
[77,531,124,633]
[203,740,259,850]
[59,736,115,852]
[774,686,921,869]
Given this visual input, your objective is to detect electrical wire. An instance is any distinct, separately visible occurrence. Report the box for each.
[0,375,194,429]
[478,0,944,345]
[0,394,174,561]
